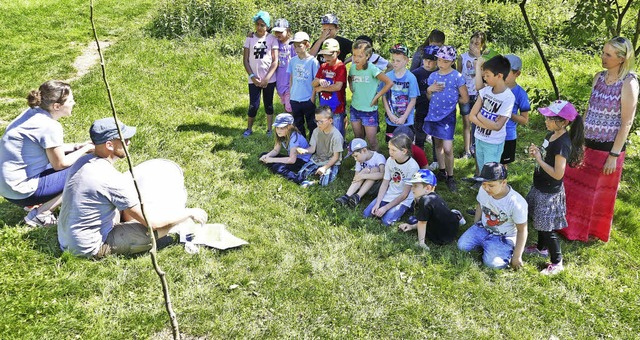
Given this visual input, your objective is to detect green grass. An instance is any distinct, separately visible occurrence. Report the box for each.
[1,1,639,338]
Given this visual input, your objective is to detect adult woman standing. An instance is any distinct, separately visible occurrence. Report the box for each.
[561,37,638,242]
[0,80,94,226]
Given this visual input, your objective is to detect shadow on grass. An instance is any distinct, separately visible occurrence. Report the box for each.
[22,225,61,257]
[176,123,241,136]
[0,200,27,227]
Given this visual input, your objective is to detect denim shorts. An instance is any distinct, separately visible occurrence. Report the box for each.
[350,106,379,127]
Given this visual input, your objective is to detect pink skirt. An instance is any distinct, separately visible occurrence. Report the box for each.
[560,147,625,242]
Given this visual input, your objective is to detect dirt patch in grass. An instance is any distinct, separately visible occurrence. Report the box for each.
[66,40,112,83]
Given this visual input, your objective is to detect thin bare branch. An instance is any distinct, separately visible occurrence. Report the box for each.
[89,1,181,339]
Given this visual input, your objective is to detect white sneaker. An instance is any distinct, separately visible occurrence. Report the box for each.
[24,209,57,227]
[428,162,439,171]
[451,209,466,226]
[541,261,564,275]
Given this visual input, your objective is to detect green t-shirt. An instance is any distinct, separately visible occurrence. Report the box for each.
[349,62,382,112]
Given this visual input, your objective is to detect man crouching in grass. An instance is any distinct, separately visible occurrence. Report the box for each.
[457,162,527,269]
[57,118,207,258]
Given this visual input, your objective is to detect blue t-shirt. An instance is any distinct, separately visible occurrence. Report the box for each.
[283,131,312,163]
[505,84,531,141]
[287,55,320,102]
[384,70,420,127]
[425,70,466,122]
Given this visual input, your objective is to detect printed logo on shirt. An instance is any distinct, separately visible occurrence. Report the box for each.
[294,64,311,80]
[323,70,336,79]
[351,75,371,83]
[278,46,290,67]
[482,205,509,233]
[319,78,339,111]
[254,41,268,59]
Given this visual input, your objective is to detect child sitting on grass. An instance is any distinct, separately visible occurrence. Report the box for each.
[398,169,466,250]
[457,162,528,269]
[336,138,386,208]
[363,134,419,226]
[296,106,344,187]
[259,113,310,182]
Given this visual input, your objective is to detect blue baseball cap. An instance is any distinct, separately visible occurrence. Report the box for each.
[90,118,136,145]
[405,169,437,186]
[423,45,440,60]
[272,113,294,127]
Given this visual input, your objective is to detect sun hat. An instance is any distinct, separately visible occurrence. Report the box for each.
[389,44,410,57]
[272,113,294,127]
[504,54,522,71]
[472,162,508,182]
[344,138,368,158]
[272,18,290,32]
[386,125,415,142]
[435,45,456,61]
[423,45,440,60]
[252,10,271,28]
[290,32,310,43]
[90,118,137,145]
[318,38,340,55]
[320,13,339,25]
[538,100,579,121]
[405,169,437,186]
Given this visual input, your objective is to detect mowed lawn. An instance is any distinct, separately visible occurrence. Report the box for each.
[1,1,639,338]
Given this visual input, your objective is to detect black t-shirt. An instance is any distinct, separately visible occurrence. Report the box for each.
[414,192,459,245]
[315,35,353,64]
[533,132,571,193]
[411,67,435,111]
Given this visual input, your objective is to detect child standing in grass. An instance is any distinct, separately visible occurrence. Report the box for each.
[336,138,386,208]
[468,56,514,173]
[363,134,419,226]
[259,113,311,182]
[296,106,344,187]
[398,169,466,250]
[457,31,487,159]
[500,54,531,166]
[411,45,440,150]
[458,162,528,269]
[383,44,420,139]
[242,10,279,137]
[272,19,294,113]
[349,39,393,151]
[526,101,584,275]
[312,39,348,138]
[423,46,469,192]
[288,32,320,138]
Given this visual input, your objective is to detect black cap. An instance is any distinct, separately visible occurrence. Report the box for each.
[472,162,508,182]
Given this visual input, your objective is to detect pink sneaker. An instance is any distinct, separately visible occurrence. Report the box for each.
[541,261,564,275]
[524,244,549,257]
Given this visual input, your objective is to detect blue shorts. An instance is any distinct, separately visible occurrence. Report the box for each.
[350,106,379,127]
[475,139,505,170]
[459,95,477,116]
[423,114,456,140]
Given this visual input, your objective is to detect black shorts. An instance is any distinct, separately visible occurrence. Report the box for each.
[500,139,517,164]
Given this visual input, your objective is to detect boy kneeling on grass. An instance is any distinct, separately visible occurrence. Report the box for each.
[336,138,386,207]
[457,162,528,269]
[398,169,466,250]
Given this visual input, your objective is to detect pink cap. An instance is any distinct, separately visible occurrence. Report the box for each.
[538,100,579,121]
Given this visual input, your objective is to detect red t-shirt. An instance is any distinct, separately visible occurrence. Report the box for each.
[412,145,428,168]
[315,60,347,114]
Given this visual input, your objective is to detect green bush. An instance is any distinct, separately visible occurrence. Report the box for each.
[149,0,256,38]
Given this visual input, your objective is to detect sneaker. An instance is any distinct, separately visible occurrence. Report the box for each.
[445,176,457,192]
[436,170,447,182]
[242,129,253,137]
[524,244,549,257]
[451,209,466,226]
[425,135,433,145]
[300,180,316,188]
[335,195,350,205]
[428,162,439,171]
[466,208,476,216]
[24,209,57,227]
[347,194,361,208]
[460,152,473,159]
[540,261,564,275]
[266,130,272,137]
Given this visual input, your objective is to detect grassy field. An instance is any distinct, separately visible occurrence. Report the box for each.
[1,1,639,338]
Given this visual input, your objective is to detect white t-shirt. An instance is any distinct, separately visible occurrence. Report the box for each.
[243,33,279,84]
[476,185,528,239]
[382,157,419,207]
[474,86,515,144]
[0,107,64,199]
[355,151,386,172]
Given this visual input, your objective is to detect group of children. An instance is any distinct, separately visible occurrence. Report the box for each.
[247,11,585,275]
